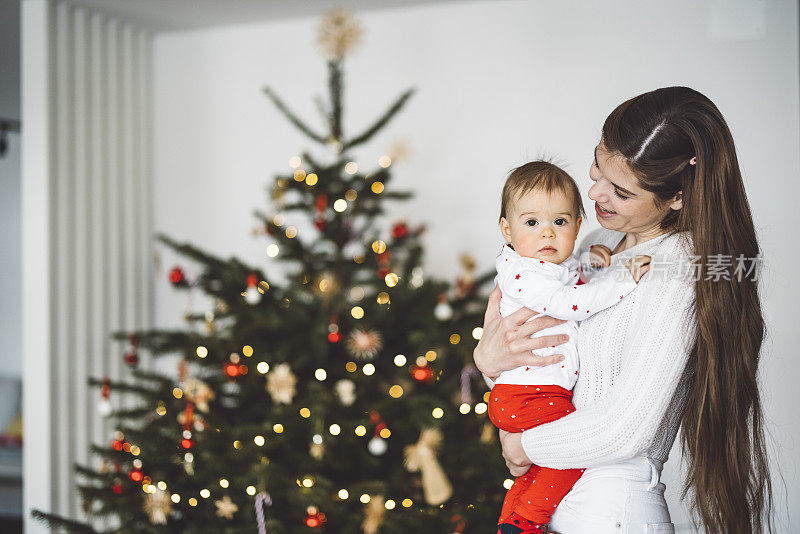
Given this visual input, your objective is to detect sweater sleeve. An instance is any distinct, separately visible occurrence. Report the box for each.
[519,259,697,469]
[501,263,638,321]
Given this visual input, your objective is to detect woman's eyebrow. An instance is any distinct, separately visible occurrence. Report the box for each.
[595,145,637,197]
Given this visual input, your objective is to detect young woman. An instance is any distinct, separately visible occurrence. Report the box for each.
[473,87,773,533]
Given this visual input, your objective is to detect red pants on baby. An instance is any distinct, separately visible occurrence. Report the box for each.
[488,384,584,526]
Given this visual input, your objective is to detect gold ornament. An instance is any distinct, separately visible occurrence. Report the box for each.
[314,272,340,299]
[266,363,297,404]
[215,495,238,520]
[143,487,172,525]
[345,328,383,360]
[326,136,344,154]
[388,139,410,163]
[480,422,496,444]
[310,441,325,460]
[455,253,477,298]
[177,410,209,431]
[361,495,385,534]
[335,379,356,406]
[180,377,215,412]
[404,428,453,505]
[318,8,362,60]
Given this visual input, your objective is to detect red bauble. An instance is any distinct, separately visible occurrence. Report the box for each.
[111,439,124,451]
[304,512,326,527]
[327,332,340,343]
[169,266,186,286]
[264,223,274,235]
[124,351,138,367]
[411,365,434,383]
[377,268,389,279]
[181,438,193,449]
[392,222,409,239]
[101,377,110,400]
[377,251,391,264]
[247,272,258,287]
[224,362,241,378]
[369,410,381,424]
[128,468,143,483]
[112,483,123,494]
[451,514,466,533]
[314,219,326,231]
[315,193,327,213]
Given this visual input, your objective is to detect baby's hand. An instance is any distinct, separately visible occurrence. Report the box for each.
[624,255,651,283]
[588,244,612,268]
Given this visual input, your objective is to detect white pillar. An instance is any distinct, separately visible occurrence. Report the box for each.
[22,2,55,533]
[21,1,153,530]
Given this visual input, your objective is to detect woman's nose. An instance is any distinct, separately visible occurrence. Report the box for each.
[588,181,606,202]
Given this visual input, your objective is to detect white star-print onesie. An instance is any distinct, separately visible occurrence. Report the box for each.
[493,243,639,390]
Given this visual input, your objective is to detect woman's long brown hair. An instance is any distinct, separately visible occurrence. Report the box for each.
[602,87,773,532]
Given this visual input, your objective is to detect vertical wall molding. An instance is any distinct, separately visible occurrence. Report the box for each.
[22,1,154,530]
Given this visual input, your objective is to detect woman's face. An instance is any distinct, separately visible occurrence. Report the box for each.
[587,143,681,236]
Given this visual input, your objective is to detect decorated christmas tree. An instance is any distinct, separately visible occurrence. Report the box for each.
[34,10,508,533]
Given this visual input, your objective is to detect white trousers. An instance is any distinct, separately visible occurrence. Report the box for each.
[548,457,674,534]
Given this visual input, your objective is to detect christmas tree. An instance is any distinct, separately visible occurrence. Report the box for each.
[34,10,507,533]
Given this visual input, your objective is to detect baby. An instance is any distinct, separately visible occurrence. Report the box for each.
[488,161,650,534]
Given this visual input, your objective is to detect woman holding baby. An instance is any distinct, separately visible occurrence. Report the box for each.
[473,87,773,534]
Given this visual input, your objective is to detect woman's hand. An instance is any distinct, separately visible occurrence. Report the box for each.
[499,430,533,477]
[624,254,651,283]
[473,284,568,380]
[588,244,612,268]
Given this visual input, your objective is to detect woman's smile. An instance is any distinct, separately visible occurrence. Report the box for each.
[595,202,617,217]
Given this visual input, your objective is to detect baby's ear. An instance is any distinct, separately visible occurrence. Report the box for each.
[499,217,512,243]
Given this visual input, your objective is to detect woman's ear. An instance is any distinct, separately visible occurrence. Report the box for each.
[669,190,683,211]
[499,217,513,244]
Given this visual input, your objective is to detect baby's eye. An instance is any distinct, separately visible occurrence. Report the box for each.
[555,218,567,226]
[525,219,538,226]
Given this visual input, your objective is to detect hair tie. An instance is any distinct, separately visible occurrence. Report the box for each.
[689,156,697,166]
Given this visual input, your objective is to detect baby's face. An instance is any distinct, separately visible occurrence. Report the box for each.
[500,188,581,263]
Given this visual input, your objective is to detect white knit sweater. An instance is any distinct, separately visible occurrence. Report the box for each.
[509,227,698,470]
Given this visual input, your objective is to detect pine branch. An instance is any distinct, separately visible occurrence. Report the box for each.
[327,60,343,140]
[74,464,114,481]
[129,368,178,385]
[262,86,328,144]
[108,328,193,351]
[105,407,154,419]
[30,509,98,533]
[87,376,159,397]
[313,94,329,126]
[342,88,416,150]
[379,191,414,200]
[156,233,234,272]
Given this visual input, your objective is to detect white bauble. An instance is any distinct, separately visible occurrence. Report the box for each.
[245,286,261,305]
[98,399,112,417]
[434,301,453,321]
[367,436,387,456]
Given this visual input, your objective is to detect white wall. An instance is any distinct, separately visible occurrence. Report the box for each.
[153,0,800,530]
[0,0,22,379]
[0,130,21,379]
